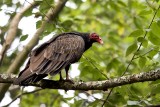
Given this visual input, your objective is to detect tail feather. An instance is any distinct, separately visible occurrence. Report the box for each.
[14,68,47,86]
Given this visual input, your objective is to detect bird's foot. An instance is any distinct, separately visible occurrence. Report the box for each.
[59,78,66,83]
[58,73,74,84]
[59,78,74,84]
[59,78,64,81]
[65,79,74,84]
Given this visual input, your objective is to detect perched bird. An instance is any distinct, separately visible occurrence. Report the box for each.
[14,32,103,85]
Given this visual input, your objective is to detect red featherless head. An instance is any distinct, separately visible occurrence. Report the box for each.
[89,33,103,44]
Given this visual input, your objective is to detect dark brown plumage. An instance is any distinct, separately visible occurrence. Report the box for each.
[14,32,103,85]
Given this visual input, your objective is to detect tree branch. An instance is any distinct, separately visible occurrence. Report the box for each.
[0,68,160,90]
[0,2,36,65]
[2,89,42,107]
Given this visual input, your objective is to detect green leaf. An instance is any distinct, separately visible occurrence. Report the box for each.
[39,0,51,14]
[148,32,160,46]
[20,35,28,41]
[126,43,138,56]
[137,37,148,48]
[88,100,100,107]
[138,9,152,16]
[151,79,160,85]
[151,84,160,95]
[23,8,32,16]
[79,65,96,80]
[153,46,160,51]
[157,20,160,27]
[151,22,160,36]
[61,20,73,29]
[107,58,120,72]
[142,39,148,48]
[147,47,159,59]
[134,16,142,28]
[137,37,144,42]
[117,1,127,7]
[129,29,144,37]
[138,57,147,68]
[36,20,41,29]
[106,62,113,72]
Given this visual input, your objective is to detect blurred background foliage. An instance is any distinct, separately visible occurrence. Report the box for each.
[1,0,160,107]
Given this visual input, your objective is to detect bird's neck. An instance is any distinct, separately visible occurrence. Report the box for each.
[80,34,93,51]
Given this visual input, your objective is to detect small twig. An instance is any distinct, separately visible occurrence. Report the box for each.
[101,88,113,106]
[83,55,109,79]
[22,0,26,7]
[134,49,154,59]
[2,89,42,107]
[146,0,157,10]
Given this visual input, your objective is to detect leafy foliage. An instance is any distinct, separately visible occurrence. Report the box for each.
[1,0,160,107]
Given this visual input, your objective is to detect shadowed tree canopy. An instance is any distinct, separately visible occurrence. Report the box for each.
[1,0,160,107]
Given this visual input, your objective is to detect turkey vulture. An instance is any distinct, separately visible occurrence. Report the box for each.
[14,32,103,85]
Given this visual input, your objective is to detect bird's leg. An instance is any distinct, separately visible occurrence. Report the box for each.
[65,65,70,80]
[59,72,64,81]
[65,64,74,84]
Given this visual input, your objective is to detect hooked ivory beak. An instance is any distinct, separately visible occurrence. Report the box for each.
[98,37,103,45]
[99,40,104,45]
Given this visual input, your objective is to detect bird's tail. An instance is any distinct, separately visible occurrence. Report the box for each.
[14,68,47,86]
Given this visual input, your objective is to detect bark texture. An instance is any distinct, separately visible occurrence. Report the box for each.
[0,68,160,90]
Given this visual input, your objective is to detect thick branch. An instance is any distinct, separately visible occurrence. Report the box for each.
[0,0,68,102]
[0,68,160,90]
